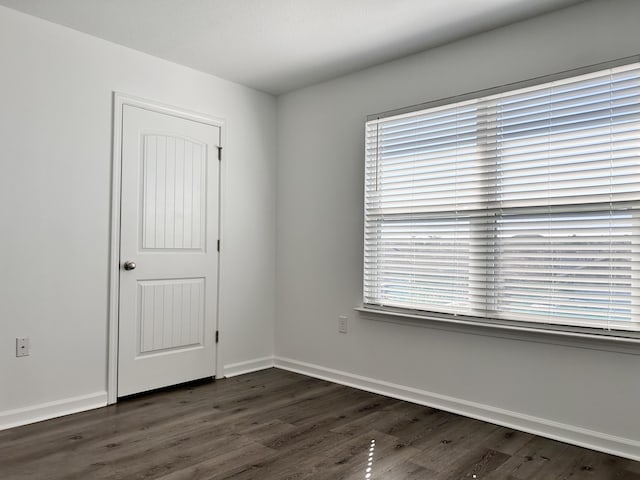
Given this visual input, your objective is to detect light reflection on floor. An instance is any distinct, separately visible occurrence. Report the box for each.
[365,439,375,479]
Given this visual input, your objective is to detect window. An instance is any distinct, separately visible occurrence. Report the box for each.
[364,60,640,334]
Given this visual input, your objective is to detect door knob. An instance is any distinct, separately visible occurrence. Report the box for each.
[123,261,136,271]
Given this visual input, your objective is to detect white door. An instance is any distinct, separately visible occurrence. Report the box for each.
[117,104,220,397]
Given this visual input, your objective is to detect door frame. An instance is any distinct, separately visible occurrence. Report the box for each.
[108,92,225,404]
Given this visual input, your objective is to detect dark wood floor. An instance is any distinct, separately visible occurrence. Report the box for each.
[1,368,638,480]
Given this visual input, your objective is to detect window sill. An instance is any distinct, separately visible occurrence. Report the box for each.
[354,306,640,355]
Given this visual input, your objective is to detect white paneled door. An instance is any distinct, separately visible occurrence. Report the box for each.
[117,104,221,397]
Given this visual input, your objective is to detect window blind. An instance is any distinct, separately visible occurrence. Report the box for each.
[364,61,640,332]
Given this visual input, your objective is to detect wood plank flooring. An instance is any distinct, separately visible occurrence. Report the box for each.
[0,368,638,479]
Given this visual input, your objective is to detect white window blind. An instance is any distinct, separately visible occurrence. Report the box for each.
[364,61,640,333]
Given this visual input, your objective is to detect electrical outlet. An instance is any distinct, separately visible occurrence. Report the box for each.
[16,337,30,357]
[338,315,348,334]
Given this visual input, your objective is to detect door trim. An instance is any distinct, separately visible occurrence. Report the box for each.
[108,93,225,404]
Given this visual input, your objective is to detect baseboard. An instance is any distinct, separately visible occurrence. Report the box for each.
[273,356,640,462]
[0,392,108,431]
[224,356,274,378]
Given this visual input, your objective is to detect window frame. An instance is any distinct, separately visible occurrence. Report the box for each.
[362,54,640,341]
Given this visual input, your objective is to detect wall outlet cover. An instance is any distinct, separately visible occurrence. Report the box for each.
[338,315,348,334]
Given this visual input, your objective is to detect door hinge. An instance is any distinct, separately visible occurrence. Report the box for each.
[215,330,219,343]
[217,239,220,251]
[217,146,222,161]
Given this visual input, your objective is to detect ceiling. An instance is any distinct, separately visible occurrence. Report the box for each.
[0,0,585,95]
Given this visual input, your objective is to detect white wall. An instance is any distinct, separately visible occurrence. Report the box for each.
[276,0,640,460]
[0,6,276,426]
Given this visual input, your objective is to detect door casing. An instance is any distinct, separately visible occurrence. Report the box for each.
[108,93,225,404]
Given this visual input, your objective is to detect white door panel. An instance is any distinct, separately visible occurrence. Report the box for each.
[141,134,207,251]
[118,105,220,397]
